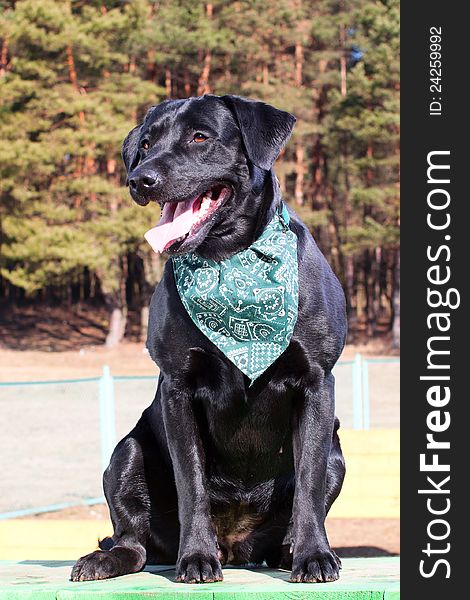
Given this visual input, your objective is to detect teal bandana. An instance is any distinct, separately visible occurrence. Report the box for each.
[172,204,298,381]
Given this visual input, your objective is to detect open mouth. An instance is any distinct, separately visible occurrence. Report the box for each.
[144,185,231,254]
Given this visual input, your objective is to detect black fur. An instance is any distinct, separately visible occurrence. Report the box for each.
[71,95,347,584]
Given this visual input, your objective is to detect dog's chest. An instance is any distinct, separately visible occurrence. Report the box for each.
[194,380,295,482]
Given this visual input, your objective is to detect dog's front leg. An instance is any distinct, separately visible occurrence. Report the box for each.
[160,377,222,584]
[290,371,341,583]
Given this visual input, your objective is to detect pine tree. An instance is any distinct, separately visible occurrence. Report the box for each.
[0,0,400,347]
[1,0,164,344]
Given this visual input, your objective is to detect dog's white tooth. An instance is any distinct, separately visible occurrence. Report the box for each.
[199,201,210,216]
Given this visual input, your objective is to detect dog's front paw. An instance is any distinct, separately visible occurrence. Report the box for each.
[71,550,122,581]
[176,552,223,583]
[290,548,341,583]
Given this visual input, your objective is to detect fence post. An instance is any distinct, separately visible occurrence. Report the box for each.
[99,365,116,474]
[362,359,370,430]
[352,353,363,429]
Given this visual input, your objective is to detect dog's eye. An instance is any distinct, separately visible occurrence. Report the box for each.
[141,140,150,150]
[193,132,207,143]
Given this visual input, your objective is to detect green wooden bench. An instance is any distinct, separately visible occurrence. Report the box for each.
[0,557,399,599]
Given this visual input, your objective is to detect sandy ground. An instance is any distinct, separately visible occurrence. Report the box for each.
[0,342,158,382]
[0,341,399,430]
[0,306,399,558]
[0,342,399,512]
[0,299,397,380]
[0,341,395,382]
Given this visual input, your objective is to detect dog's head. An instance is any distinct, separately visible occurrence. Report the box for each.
[122,95,295,257]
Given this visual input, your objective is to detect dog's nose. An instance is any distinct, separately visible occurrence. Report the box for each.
[129,169,160,192]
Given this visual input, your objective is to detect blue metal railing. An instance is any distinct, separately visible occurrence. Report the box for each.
[0,355,398,519]
[0,497,106,521]
[99,366,116,474]
[349,354,400,430]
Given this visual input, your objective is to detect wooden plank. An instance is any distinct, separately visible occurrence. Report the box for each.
[0,558,399,600]
[0,430,399,562]
[328,429,399,519]
[0,522,112,561]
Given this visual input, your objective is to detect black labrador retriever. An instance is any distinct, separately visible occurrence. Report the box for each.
[71,95,347,584]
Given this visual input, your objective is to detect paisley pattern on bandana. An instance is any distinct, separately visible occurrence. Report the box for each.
[172,204,298,381]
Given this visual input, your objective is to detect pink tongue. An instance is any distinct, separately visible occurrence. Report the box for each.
[144,197,199,253]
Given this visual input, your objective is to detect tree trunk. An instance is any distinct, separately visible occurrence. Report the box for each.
[140,305,150,345]
[146,49,156,81]
[262,62,269,87]
[66,45,78,88]
[139,252,167,342]
[198,52,212,94]
[277,150,286,195]
[345,254,356,341]
[278,172,286,197]
[295,41,303,87]
[184,68,191,96]
[105,300,128,348]
[355,254,366,330]
[165,68,172,98]
[391,250,400,349]
[0,35,9,77]
[339,24,347,97]
[146,0,156,83]
[365,249,376,338]
[66,45,85,123]
[102,257,128,348]
[374,246,382,324]
[326,212,343,278]
[323,157,345,283]
[197,4,213,95]
[294,144,305,205]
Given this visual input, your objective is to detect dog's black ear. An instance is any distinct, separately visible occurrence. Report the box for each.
[121,124,142,174]
[221,95,296,170]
